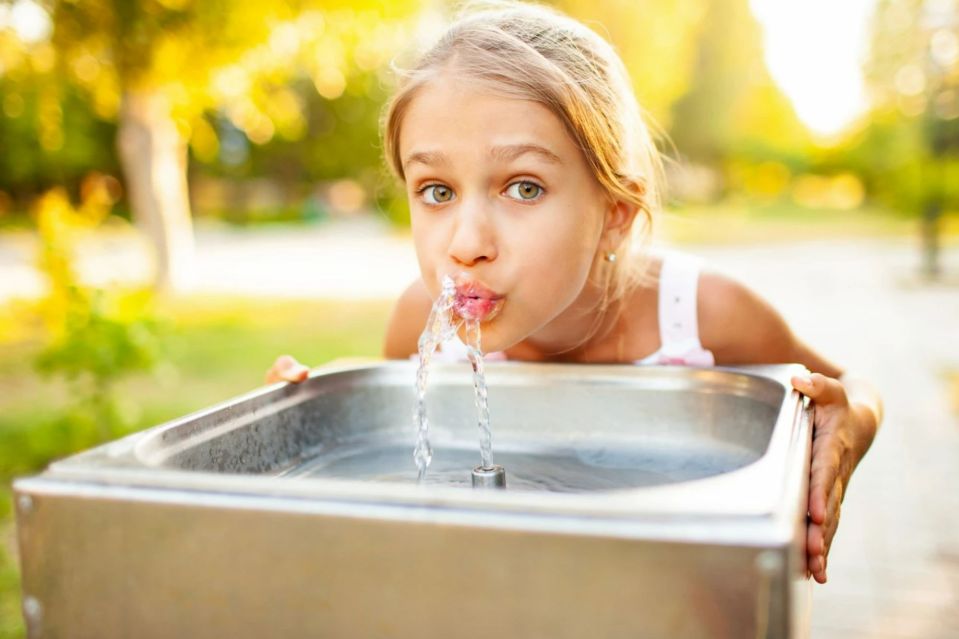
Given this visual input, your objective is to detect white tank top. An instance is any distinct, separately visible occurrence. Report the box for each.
[429,252,716,367]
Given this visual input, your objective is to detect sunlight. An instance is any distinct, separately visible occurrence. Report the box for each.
[751,0,876,139]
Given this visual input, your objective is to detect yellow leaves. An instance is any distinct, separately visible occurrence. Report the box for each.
[265,87,305,140]
[29,41,55,73]
[35,184,108,239]
[79,172,123,210]
[211,65,251,102]
[37,85,63,151]
[226,98,274,144]
[313,66,346,100]
[70,51,100,84]
[2,92,25,117]
[559,0,710,125]
[152,32,194,82]
[155,0,192,10]
[731,161,791,201]
[268,22,302,59]
[189,116,219,163]
[91,73,120,118]
[791,173,865,211]
[726,161,867,210]
[35,176,120,275]
[31,179,124,338]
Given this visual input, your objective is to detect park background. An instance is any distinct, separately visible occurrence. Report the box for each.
[1,0,958,636]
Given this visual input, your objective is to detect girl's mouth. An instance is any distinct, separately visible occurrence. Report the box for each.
[453,295,505,321]
[451,278,505,321]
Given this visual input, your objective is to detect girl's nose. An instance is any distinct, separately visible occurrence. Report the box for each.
[448,199,498,267]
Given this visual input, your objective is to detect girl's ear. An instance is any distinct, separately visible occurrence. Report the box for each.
[601,181,643,250]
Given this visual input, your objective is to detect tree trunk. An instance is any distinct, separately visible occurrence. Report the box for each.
[921,200,941,281]
[117,91,196,293]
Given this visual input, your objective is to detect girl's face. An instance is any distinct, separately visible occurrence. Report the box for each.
[399,76,614,354]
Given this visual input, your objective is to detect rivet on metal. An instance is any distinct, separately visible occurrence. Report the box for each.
[755,550,783,576]
[23,595,42,620]
[17,495,33,515]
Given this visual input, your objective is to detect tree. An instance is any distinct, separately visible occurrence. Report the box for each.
[668,0,809,169]
[861,0,959,278]
[556,0,710,128]
[35,0,417,291]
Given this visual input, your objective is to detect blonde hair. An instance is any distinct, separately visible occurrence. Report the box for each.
[382,1,663,351]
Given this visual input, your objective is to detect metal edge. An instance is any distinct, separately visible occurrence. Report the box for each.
[24,363,811,535]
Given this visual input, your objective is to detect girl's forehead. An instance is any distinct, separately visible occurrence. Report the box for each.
[398,78,581,164]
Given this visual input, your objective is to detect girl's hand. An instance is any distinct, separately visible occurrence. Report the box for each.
[266,355,310,384]
[790,372,872,585]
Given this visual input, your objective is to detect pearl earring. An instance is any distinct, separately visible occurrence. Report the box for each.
[604,251,617,263]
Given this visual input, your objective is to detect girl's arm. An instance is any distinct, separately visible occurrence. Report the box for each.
[699,270,883,584]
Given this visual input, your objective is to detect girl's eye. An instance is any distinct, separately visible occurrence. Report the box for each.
[505,181,544,201]
[419,184,455,204]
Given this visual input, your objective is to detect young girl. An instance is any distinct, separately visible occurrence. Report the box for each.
[267,1,882,585]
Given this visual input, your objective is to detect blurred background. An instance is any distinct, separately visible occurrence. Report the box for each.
[0,0,957,636]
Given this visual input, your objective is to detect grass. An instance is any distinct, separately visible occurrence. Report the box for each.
[0,295,391,638]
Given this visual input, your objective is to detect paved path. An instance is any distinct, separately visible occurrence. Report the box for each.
[695,241,959,639]
[0,219,421,302]
[2,224,958,637]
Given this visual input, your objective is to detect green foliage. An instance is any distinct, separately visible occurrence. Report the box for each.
[1,1,420,224]
[855,0,959,215]
[35,289,160,383]
[556,0,709,127]
[31,187,164,439]
[668,0,809,168]
[35,286,162,434]
[0,65,119,200]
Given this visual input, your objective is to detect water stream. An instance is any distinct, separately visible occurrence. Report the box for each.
[412,275,462,480]
[413,275,496,481]
[464,318,494,470]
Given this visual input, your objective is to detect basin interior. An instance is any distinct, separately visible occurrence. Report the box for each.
[139,366,785,493]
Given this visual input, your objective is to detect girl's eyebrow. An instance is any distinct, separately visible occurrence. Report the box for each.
[402,143,563,171]
[403,150,449,171]
[489,143,563,165]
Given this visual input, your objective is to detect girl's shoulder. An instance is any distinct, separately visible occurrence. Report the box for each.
[694,258,796,364]
[627,249,796,364]
[693,256,835,372]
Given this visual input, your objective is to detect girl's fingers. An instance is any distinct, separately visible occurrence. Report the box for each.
[285,365,310,382]
[806,522,828,583]
[806,477,843,584]
[807,520,825,557]
[823,478,844,551]
[791,373,848,406]
[808,440,840,525]
[812,556,827,584]
[266,355,310,384]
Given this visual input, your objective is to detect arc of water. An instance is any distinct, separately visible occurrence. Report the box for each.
[464,318,494,470]
[413,276,462,481]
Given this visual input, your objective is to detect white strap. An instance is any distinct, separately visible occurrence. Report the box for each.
[657,253,706,352]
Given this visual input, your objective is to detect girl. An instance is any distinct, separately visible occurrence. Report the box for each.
[267,1,882,585]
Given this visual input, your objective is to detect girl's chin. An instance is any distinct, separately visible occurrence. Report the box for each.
[454,320,515,354]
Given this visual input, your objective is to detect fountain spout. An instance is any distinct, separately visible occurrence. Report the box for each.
[471,464,506,488]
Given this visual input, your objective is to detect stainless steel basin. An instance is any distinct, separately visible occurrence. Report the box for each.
[14,362,813,638]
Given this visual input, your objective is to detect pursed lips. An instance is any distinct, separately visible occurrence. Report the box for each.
[452,278,505,321]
